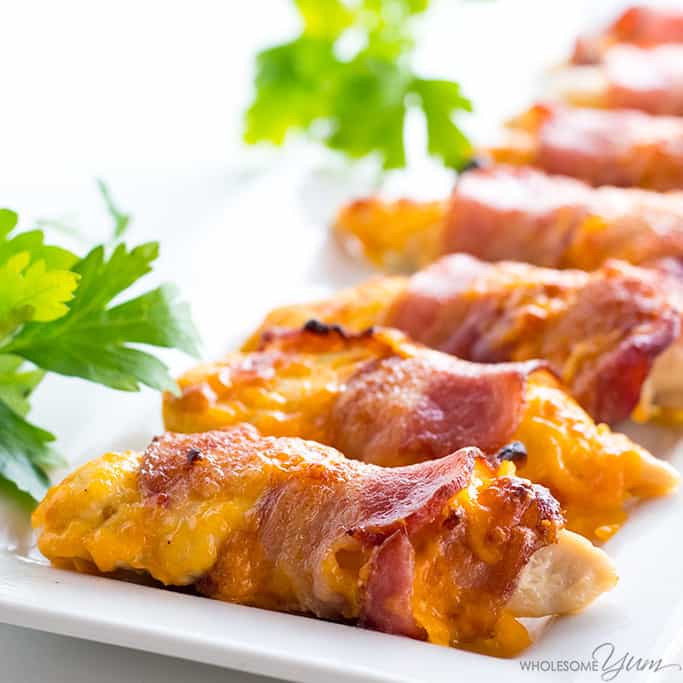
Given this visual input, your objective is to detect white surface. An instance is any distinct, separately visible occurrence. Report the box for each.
[1,1,683,682]
[1,162,683,683]
[0,624,271,683]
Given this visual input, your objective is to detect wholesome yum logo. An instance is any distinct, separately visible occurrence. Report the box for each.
[519,642,682,681]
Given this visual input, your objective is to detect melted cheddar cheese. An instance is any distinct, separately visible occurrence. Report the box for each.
[512,374,675,541]
[334,197,447,272]
[33,443,544,658]
[241,277,408,351]
[33,450,259,586]
[410,459,534,657]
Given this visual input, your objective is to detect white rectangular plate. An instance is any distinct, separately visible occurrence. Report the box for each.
[2,95,683,683]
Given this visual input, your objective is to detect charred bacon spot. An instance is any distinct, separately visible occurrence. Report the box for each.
[303,319,347,337]
[458,156,488,174]
[302,319,377,341]
[258,329,277,346]
[258,321,378,351]
[347,526,385,546]
[486,526,509,546]
[494,441,528,466]
[186,447,203,464]
[443,507,464,530]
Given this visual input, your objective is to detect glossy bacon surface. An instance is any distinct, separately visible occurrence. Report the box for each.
[32,425,563,656]
[492,103,683,191]
[602,45,683,115]
[389,255,679,425]
[168,325,678,541]
[562,45,683,115]
[572,6,683,64]
[446,165,683,269]
[335,165,683,272]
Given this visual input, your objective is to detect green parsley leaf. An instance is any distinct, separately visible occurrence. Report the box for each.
[0,253,80,326]
[245,37,339,146]
[0,209,78,270]
[0,398,61,500]
[0,210,80,343]
[6,241,200,394]
[83,284,201,356]
[0,355,44,417]
[295,0,353,38]
[412,78,473,168]
[244,0,472,170]
[328,55,411,168]
[360,0,429,59]
[0,204,200,502]
[96,178,132,240]
[362,0,429,14]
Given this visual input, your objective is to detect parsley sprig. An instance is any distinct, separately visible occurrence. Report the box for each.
[0,206,200,501]
[245,0,473,169]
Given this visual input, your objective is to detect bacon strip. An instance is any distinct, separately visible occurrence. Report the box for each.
[330,353,539,466]
[492,103,683,191]
[142,427,475,545]
[33,425,566,655]
[603,45,683,115]
[360,529,420,636]
[559,45,683,115]
[443,165,588,267]
[387,255,680,425]
[243,257,681,427]
[444,165,683,270]
[572,6,683,65]
[334,165,683,273]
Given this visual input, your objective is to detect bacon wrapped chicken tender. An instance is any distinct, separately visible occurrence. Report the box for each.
[489,103,683,191]
[572,5,683,65]
[557,45,683,116]
[245,256,683,428]
[166,325,678,541]
[334,165,683,272]
[33,425,616,657]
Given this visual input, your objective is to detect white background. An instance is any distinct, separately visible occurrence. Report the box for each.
[0,1,679,682]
